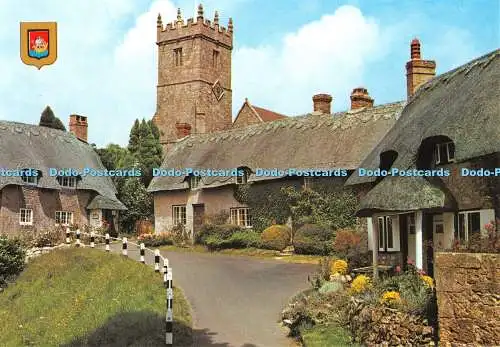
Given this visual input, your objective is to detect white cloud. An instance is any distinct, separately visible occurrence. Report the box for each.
[232,5,386,116]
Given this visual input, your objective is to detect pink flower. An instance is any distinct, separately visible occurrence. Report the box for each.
[407,257,414,265]
[395,265,401,273]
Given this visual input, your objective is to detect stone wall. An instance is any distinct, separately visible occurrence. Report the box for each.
[434,252,500,346]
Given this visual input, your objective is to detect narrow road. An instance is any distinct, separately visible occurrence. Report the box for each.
[109,243,315,347]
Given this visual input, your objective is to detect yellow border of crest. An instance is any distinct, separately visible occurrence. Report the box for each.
[20,22,58,70]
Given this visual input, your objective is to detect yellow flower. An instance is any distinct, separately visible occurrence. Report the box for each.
[331,259,348,275]
[350,274,371,293]
[380,291,401,306]
[421,275,434,288]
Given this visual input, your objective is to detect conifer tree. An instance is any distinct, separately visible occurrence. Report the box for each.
[128,119,140,153]
[39,106,66,131]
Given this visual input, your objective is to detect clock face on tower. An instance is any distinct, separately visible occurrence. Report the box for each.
[212,80,225,101]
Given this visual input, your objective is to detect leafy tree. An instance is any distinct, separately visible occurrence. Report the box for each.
[39,106,66,131]
[118,176,153,233]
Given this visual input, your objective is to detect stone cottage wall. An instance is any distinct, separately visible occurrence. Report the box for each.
[434,252,500,346]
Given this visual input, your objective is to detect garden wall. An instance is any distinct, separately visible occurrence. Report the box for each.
[434,252,500,346]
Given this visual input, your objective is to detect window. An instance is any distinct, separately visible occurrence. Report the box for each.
[172,205,186,225]
[190,175,201,190]
[230,208,251,228]
[407,213,416,234]
[303,177,313,190]
[19,209,33,226]
[434,142,455,165]
[377,215,399,252]
[236,169,249,185]
[174,48,183,66]
[21,170,39,185]
[433,214,444,234]
[55,211,73,226]
[212,50,220,69]
[457,211,480,242]
[57,176,77,188]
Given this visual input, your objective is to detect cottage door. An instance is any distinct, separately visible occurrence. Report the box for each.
[193,204,205,239]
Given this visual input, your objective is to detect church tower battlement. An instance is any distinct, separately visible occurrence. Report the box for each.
[153,4,233,150]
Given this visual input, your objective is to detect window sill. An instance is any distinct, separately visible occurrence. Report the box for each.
[19,223,33,226]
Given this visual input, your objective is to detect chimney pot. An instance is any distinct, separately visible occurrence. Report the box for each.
[69,114,88,142]
[312,94,333,114]
[350,87,374,110]
[175,122,192,139]
[406,38,436,99]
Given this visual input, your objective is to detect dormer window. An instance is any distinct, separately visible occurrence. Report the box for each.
[236,168,250,185]
[21,169,40,185]
[57,176,77,188]
[189,175,201,190]
[434,142,455,165]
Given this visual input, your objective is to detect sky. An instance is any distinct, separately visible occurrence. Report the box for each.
[0,0,498,147]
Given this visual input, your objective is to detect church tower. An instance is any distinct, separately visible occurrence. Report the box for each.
[153,4,233,150]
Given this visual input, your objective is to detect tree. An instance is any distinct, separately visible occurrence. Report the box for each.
[39,106,66,131]
[128,119,140,153]
[118,176,153,233]
[148,119,161,140]
[138,122,163,186]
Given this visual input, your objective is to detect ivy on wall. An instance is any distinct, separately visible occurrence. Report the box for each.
[233,178,358,233]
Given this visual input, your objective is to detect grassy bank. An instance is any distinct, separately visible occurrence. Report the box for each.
[159,244,322,264]
[0,248,192,346]
[301,324,359,347]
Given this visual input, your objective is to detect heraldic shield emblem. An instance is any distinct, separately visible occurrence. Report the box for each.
[20,22,57,69]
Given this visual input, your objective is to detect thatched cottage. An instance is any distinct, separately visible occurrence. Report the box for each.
[347,49,500,276]
[0,116,126,235]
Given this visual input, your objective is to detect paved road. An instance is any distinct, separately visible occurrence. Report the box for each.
[109,244,316,347]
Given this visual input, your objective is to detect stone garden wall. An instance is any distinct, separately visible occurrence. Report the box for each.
[434,252,499,346]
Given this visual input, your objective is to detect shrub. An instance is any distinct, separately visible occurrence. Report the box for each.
[421,275,434,289]
[205,231,262,251]
[260,225,291,251]
[0,236,26,288]
[170,224,190,246]
[33,228,65,247]
[202,211,230,225]
[332,229,361,258]
[331,259,348,275]
[293,224,333,255]
[195,224,243,245]
[137,232,173,247]
[318,280,344,294]
[350,275,371,294]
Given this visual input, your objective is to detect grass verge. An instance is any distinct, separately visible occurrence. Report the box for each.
[301,324,359,347]
[0,248,192,347]
[159,245,322,264]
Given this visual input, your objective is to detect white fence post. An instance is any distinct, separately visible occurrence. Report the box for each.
[90,232,95,248]
[105,233,110,252]
[65,228,70,244]
[166,266,173,346]
[140,243,145,263]
[154,249,160,272]
[122,237,128,256]
[76,229,81,247]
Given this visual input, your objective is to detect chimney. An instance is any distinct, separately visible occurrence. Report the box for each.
[175,122,192,139]
[312,94,333,114]
[350,87,374,110]
[69,115,88,142]
[406,38,436,99]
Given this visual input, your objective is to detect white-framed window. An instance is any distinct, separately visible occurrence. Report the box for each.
[236,169,249,185]
[434,142,455,165]
[433,214,444,234]
[21,172,38,185]
[230,207,252,228]
[457,211,481,242]
[377,215,400,252]
[303,177,313,190]
[172,205,187,225]
[55,211,73,226]
[19,208,33,226]
[407,213,416,234]
[57,176,77,188]
[190,175,201,190]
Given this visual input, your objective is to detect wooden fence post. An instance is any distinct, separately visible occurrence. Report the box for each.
[140,243,145,263]
[76,229,81,247]
[154,249,160,272]
[66,228,70,244]
[90,232,95,248]
[105,233,110,252]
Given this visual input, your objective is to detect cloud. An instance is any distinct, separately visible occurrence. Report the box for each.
[232,5,386,116]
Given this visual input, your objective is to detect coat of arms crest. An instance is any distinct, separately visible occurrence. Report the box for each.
[20,22,57,69]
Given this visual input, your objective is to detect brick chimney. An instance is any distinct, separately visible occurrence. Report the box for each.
[350,87,374,110]
[175,122,192,139]
[312,94,333,114]
[69,115,88,142]
[406,38,436,99]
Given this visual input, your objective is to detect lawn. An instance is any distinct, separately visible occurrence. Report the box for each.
[301,324,359,347]
[0,248,192,347]
[159,244,323,264]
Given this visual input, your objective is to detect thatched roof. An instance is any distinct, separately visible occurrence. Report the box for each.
[347,49,500,187]
[0,120,126,210]
[347,49,500,214]
[148,101,404,192]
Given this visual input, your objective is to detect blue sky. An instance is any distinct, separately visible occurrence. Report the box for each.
[0,0,498,147]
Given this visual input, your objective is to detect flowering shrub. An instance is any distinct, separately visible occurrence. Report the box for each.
[332,228,361,258]
[450,219,500,253]
[331,259,348,275]
[137,232,173,247]
[350,274,371,294]
[260,225,291,251]
[380,291,401,307]
[421,275,434,288]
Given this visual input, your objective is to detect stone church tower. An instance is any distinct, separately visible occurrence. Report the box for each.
[153,4,233,150]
